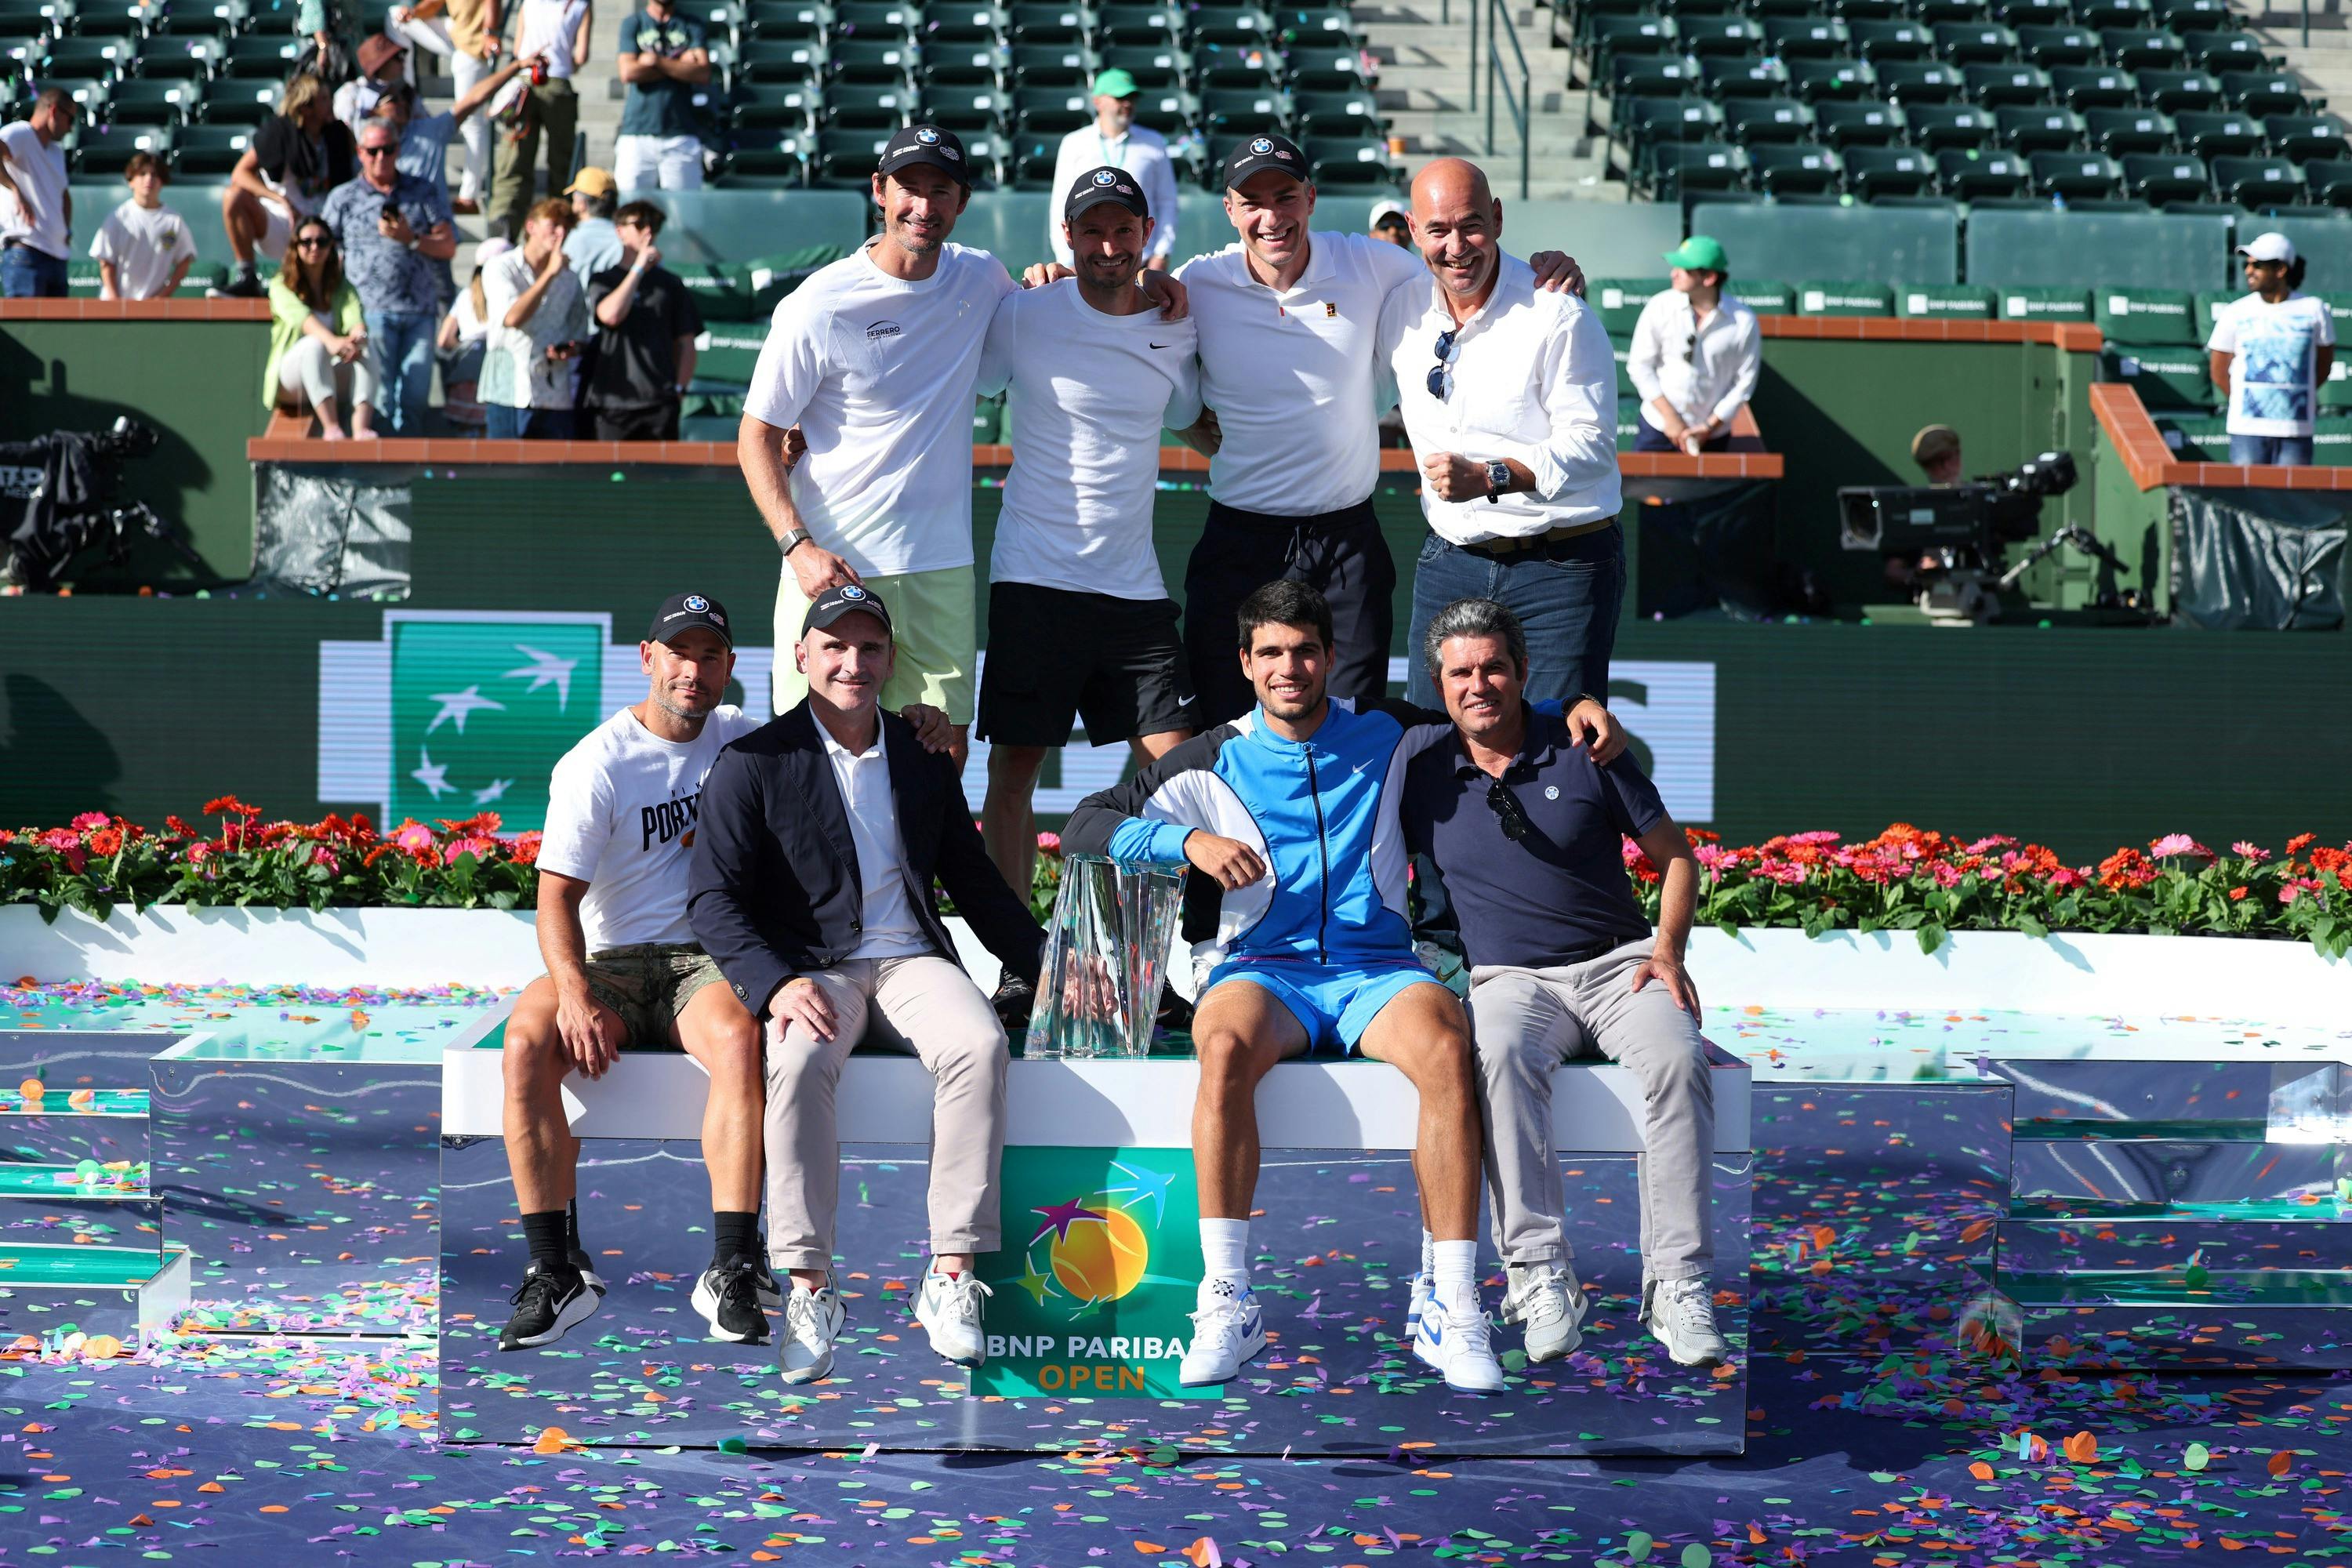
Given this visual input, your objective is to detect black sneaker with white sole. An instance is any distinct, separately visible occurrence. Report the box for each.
[569,1247,609,1296]
[692,1257,771,1344]
[499,1262,599,1350]
[753,1255,782,1309]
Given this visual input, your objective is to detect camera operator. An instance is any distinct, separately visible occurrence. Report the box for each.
[1911,424,1962,485]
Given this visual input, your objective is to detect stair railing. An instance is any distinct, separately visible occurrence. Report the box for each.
[1484,0,1534,199]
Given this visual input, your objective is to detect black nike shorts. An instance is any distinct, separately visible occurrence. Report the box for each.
[976,582,1200,748]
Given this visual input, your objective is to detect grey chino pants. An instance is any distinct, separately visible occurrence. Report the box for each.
[1469,938,1715,1283]
[764,954,1009,1271]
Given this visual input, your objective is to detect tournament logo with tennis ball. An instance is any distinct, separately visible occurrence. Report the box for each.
[1018,1160,1177,1312]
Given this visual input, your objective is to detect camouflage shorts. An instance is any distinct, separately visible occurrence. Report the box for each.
[583,942,728,1050]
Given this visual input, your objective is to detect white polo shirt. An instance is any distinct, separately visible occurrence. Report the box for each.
[1176,228,1426,517]
[817,717,931,961]
[974,279,1202,601]
[1625,288,1761,434]
[1047,123,1179,267]
[1377,254,1621,545]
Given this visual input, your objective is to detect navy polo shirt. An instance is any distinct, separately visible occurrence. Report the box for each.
[1399,703,1665,968]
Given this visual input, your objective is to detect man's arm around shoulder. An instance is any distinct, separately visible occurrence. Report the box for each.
[686,742,794,1018]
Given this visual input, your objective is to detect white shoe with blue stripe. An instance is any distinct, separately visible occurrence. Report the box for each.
[1179,1287,1269,1385]
[1414,1294,1506,1394]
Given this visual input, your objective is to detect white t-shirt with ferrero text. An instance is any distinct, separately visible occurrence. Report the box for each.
[537,703,763,953]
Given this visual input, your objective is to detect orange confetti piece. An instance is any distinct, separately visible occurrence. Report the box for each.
[197,1483,224,1494]
[1134,1545,1168,1556]
[259,1505,289,1514]
[1969,1462,1995,1481]
[2062,1432,2099,1465]
[1184,1539,1223,1566]
[533,1426,571,1454]
[2267,1453,2292,1476]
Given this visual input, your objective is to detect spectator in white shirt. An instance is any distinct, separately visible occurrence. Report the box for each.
[1377,158,1621,708]
[1625,235,1759,456]
[0,88,76,299]
[89,152,195,301]
[2209,232,2336,468]
[482,196,590,439]
[1047,69,1178,271]
[334,34,410,136]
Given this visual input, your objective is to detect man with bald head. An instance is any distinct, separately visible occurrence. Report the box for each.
[1376,158,1621,709]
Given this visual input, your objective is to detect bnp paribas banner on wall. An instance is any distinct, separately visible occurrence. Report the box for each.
[973,1147,1212,1400]
[318,610,1717,831]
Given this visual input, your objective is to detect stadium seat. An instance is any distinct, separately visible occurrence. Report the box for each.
[1194,42,1287,89]
[1279,7,1365,48]
[1749,142,1843,195]
[1877,60,1965,101]
[2222,69,2307,117]
[832,1,917,38]
[2050,64,2136,107]
[2267,113,2348,165]
[42,34,131,78]
[1932,21,2016,62]
[132,35,218,78]
[2084,106,2173,154]
[1998,104,2084,152]
[2190,288,2236,339]
[1009,83,1089,132]
[2075,0,2157,29]
[70,123,168,176]
[2151,0,2233,25]
[2095,286,2198,342]
[2180,28,2269,72]
[1584,12,1677,68]
[1283,44,1370,92]
[2031,149,2123,198]
[739,37,826,80]
[2121,151,2210,203]
[1204,82,1289,132]
[731,78,820,129]
[2016,24,2102,66]
[1849,19,1931,59]
[2100,27,2185,70]
[1905,102,1998,150]
[2210,154,2302,206]
[1609,95,1724,167]
[1298,93,1381,140]
[71,6,145,40]
[826,37,914,84]
[220,33,303,77]
[1998,285,2094,321]
[2102,343,2215,408]
[1964,63,2053,105]
[172,122,252,176]
[1798,278,1894,314]
[1765,16,1849,56]
[1722,97,1817,145]
[1681,13,1768,54]
[916,83,1001,132]
[1813,98,1906,147]
[1305,135,1394,186]
[1895,281,1998,317]
[1609,51,1702,100]
[1641,140,1749,199]
[680,0,745,47]
[2152,412,2230,459]
[1004,2,1084,45]
[1936,147,2031,196]
[107,78,199,129]
[2307,160,2352,209]
[2174,109,2263,158]
[1786,56,1877,101]
[744,0,825,41]
[810,128,895,185]
[1843,142,1935,198]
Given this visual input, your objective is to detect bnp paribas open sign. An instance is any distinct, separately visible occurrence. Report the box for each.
[974,1147,1217,1400]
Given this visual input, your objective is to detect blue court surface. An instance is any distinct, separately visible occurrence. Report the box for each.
[2,979,2347,1566]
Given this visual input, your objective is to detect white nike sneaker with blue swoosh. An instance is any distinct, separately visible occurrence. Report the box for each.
[1414,1294,1505,1394]
[1179,1288,1269,1385]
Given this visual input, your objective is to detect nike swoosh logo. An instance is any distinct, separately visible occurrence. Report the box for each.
[1150,342,1174,350]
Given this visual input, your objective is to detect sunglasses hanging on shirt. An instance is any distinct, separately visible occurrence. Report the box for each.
[1428,327,1459,401]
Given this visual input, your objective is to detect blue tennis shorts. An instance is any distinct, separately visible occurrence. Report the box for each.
[1200,956,1440,1054]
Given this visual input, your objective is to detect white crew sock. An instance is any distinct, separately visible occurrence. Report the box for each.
[1199,1218,1250,1304]
[1420,1228,1436,1280]
[1432,1240,1479,1314]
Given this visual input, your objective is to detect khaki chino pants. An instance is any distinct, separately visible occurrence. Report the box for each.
[764,954,1008,1271]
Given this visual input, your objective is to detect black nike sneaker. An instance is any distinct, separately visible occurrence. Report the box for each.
[499,1261,599,1350]
[753,1254,782,1309]
[569,1246,609,1296]
[691,1256,771,1344]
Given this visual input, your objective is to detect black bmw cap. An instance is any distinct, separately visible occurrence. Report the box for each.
[1065,164,1150,222]
[878,123,971,187]
[647,590,732,647]
[1222,130,1311,191]
[800,582,894,638]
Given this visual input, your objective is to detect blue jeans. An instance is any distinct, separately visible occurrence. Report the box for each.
[1405,523,1626,708]
[485,405,575,439]
[365,310,437,434]
[1,244,68,297]
[2229,432,2314,466]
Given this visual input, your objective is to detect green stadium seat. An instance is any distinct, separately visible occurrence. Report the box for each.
[1814,98,1906,146]
[106,78,199,129]
[1192,4,1276,49]
[199,78,290,125]
[2210,154,2302,206]
[2122,151,2210,203]
[1849,19,1930,59]
[1610,96,1725,165]
[1932,21,2016,62]
[1722,96,1817,145]
[1642,140,1750,198]
[1199,82,1287,133]
[1305,135,1396,186]
[2153,412,2230,459]
[826,37,914,83]
[2151,0,2230,21]
[1912,0,1984,22]
[1798,278,1895,314]
[133,35,217,78]
[2136,67,2223,113]
[2174,109,2263,157]
[1998,285,2094,321]
[2307,161,2352,209]
[833,1,918,38]
[220,33,303,78]
[916,83,1000,132]
[921,9,1004,49]
[2017,24,2102,65]
[825,81,913,127]
[2031,149,2123,196]
[0,0,64,37]
[2309,417,2352,463]
[1764,16,1849,56]
[1006,3,1085,44]
[1730,278,1798,313]
[1004,128,1061,186]
[680,0,745,47]
[1749,141,1844,194]
[693,321,769,382]
[1698,56,1790,99]
[1998,0,2074,20]
[1896,281,1998,317]
[1786,56,1878,101]
[2094,285,2198,341]
[1294,88,1381,140]
[171,122,252,176]
[71,5,143,40]
[44,78,110,122]
[2050,64,2136,107]
[1011,82,1089,130]
[745,0,825,41]
[1936,147,2031,196]
[2084,106,2174,154]
[69,123,168,176]
[1843,143,1934,197]
[1279,7,1367,48]
[1674,13,1764,56]
[2101,343,2214,408]
[2074,0,2155,28]
[1610,51,1704,99]
[42,34,130,77]
[1613,394,1644,454]
[740,37,825,80]
[2179,28,2268,73]
[2222,69,2308,117]
[2100,27,2185,70]
[1965,63,2054,105]
[1584,13,1678,66]
[1284,45,1373,92]
[2266,113,2348,164]
[1998,104,2085,152]
[1906,102,1997,150]
[1877,60,1965,102]
[1591,279,1658,334]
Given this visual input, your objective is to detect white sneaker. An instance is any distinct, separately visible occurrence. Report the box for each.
[913,1271,992,1366]
[1642,1276,1730,1368]
[1414,1293,1505,1394]
[778,1279,847,1385]
[1499,1261,1587,1363]
[1178,1288,1268,1386]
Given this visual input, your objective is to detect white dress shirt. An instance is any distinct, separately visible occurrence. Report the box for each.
[818,716,932,961]
[1625,288,1761,435]
[1047,123,1179,267]
[1377,253,1621,544]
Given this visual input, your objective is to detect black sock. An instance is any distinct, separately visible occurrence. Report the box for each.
[713,1210,760,1268]
[565,1196,583,1250]
[522,1210,570,1273]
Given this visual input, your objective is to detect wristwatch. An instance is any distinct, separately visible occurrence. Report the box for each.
[1483,459,1512,501]
[779,527,812,557]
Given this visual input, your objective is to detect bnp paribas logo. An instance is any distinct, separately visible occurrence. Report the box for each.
[318,612,613,832]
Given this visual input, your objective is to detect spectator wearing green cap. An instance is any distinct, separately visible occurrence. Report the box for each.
[1047,68,1178,271]
[1626,235,1759,456]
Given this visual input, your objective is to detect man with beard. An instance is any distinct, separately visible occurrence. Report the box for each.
[970,166,1202,895]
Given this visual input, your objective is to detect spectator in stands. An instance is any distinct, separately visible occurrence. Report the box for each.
[688,583,1044,1386]
[564,166,625,277]
[1171,132,1583,727]
[0,89,76,299]
[1047,70,1177,272]
[1377,158,1621,709]
[1626,236,1759,456]
[2209,233,2336,468]
[437,235,510,432]
[335,35,408,136]
[1400,597,1728,1371]
[221,74,357,299]
[1370,198,1411,248]
[89,153,196,302]
[1911,423,1963,485]
[614,0,712,192]
[385,0,503,216]
[371,53,529,198]
[492,0,593,240]
[971,166,1202,894]
[483,195,589,439]
[323,119,458,435]
[583,201,702,440]
[264,218,379,440]
[296,0,349,85]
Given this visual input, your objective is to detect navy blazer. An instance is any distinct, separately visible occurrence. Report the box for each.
[687,702,1045,1018]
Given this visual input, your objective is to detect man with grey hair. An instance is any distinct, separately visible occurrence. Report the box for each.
[1397,596,1727,1370]
[1376,158,1621,709]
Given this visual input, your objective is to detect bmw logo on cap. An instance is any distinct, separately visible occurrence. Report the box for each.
[840,585,868,600]
[916,127,939,143]
[1250,136,1273,154]
[1093,168,1117,185]
[684,593,709,612]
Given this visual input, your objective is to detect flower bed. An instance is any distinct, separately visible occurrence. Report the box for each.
[3,804,2345,958]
